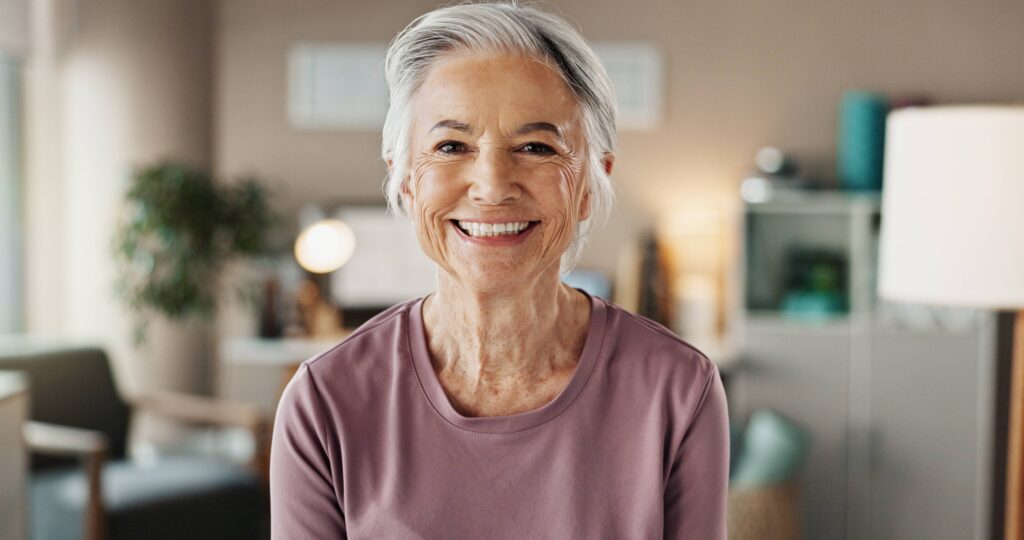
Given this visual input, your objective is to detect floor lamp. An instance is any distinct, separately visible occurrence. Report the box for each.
[877,105,1024,539]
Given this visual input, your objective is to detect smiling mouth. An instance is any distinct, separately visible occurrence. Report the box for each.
[450,220,541,238]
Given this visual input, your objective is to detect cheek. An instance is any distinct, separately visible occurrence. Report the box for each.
[410,155,465,203]
[411,164,462,224]
[536,162,586,261]
[408,163,461,264]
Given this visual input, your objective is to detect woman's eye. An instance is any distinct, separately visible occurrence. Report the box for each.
[437,141,466,154]
[520,142,555,155]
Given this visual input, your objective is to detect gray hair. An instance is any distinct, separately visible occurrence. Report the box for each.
[381,1,617,275]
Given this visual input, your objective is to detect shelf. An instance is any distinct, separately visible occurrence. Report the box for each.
[742,189,881,318]
[733,188,996,540]
[742,311,853,333]
[744,188,881,214]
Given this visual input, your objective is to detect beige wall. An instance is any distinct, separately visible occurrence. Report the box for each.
[24,0,1024,356]
[215,0,1024,278]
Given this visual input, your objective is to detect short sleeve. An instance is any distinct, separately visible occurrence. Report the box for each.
[270,364,347,539]
[663,366,730,539]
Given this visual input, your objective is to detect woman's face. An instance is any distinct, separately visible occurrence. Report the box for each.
[401,51,598,293]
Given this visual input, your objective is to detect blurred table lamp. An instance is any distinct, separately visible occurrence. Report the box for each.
[294,218,356,274]
[293,217,356,337]
[877,106,1024,539]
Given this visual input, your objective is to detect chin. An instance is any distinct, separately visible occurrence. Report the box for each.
[448,264,536,292]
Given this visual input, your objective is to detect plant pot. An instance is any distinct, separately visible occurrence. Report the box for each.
[135,313,212,394]
[127,314,212,454]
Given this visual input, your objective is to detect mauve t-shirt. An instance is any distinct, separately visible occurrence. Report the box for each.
[270,290,730,539]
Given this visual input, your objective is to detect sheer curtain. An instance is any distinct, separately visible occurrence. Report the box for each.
[0,0,28,333]
[0,53,22,333]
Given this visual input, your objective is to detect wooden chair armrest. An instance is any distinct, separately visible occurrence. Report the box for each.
[129,391,269,483]
[130,390,264,431]
[24,421,107,457]
[23,421,107,540]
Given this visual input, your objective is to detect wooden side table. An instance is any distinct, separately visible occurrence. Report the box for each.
[0,371,29,540]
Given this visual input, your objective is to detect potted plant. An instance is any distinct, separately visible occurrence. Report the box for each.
[113,161,281,393]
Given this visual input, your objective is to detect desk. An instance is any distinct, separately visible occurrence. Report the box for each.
[218,335,351,416]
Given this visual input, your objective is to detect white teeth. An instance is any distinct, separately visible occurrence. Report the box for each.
[457,220,532,237]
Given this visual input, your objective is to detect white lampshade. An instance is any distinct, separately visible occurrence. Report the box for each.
[878,105,1024,309]
[294,219,356,274]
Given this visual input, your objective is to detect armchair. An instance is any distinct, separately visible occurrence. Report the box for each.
[1,345,269,540]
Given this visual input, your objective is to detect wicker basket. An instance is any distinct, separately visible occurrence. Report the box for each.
[727,480,802,540]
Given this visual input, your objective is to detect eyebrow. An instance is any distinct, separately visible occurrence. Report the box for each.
[428,120,564,142]
[429,119,473,134]
[515,122,564,142]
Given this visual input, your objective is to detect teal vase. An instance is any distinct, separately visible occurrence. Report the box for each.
[837,90,889,191]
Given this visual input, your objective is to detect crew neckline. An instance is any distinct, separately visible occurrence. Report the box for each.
[407,288,609,435]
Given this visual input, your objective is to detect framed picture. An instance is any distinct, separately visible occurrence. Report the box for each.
[591,42,664,131]
[287,43,388,131]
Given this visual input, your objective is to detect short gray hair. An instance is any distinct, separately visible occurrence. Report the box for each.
[381,1,617,275]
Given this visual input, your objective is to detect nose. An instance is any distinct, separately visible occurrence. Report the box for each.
[467,148,521,205]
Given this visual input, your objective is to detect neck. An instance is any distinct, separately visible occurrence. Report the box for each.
[422,268,591,390]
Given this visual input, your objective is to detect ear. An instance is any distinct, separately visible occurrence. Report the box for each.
[577,187,591,222]
[579,153,614,221]
[602,152,615,176]
[399,175,414,210]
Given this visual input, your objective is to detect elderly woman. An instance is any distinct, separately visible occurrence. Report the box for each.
[270,3,729,539]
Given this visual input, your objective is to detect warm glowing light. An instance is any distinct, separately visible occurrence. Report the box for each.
[294,219,356,273]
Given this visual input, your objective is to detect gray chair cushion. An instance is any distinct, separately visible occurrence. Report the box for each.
[31,456,266,540]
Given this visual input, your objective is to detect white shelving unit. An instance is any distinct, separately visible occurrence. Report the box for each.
[731,188,997,540]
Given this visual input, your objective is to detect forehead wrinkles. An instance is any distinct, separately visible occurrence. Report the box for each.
[408,53,584,139]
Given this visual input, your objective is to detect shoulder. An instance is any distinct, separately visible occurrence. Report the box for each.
[301,297,420,372]
[598,296,719,383]
[275,297,422,423]
[593,297,720,407]
[279,297,421,409]
[596,299,726,447]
